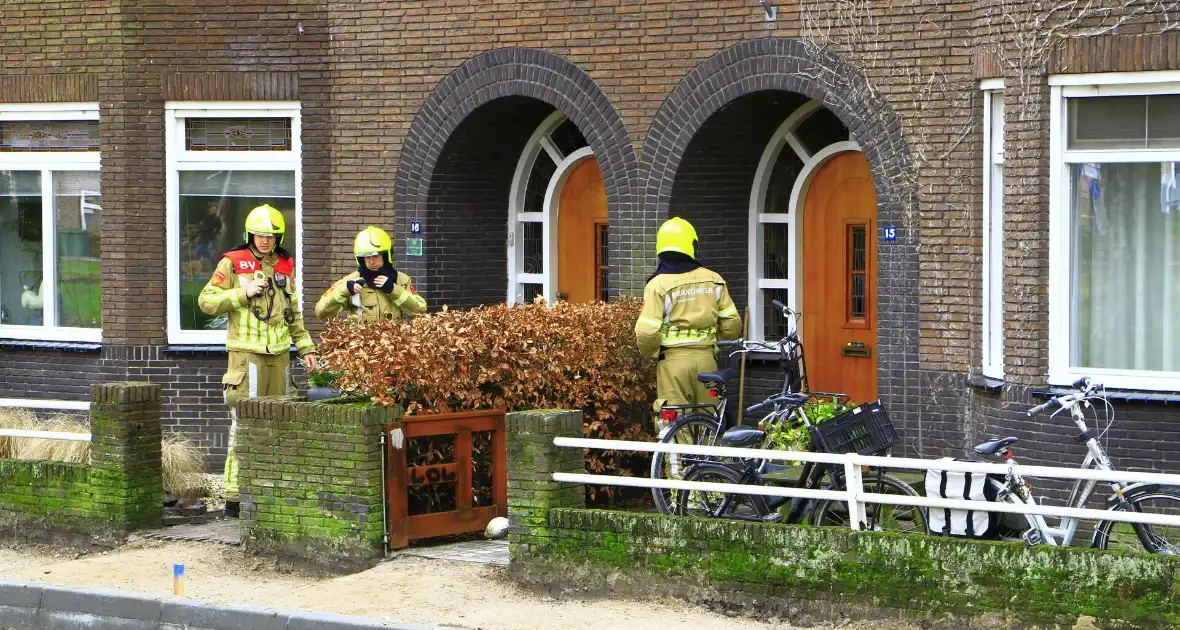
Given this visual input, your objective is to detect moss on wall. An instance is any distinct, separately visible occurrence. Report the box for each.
[514,508,1180,627]
[0,382,163,543]
[236,397,400,574]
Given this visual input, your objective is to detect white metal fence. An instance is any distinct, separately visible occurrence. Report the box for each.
[0,429,91,442]
[551,437,1180,531]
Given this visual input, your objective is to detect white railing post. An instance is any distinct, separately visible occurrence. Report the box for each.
[843,460,864,531]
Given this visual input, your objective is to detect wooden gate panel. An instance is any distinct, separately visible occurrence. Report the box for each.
[384,409,507,549]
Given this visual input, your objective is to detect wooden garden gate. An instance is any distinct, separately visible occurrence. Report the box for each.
[383,409,507,549]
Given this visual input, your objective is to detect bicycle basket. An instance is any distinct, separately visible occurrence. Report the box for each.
[807,400,898,455]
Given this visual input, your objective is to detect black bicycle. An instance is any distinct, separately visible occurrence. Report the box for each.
[649,301,809,515]
[675,399,927,533]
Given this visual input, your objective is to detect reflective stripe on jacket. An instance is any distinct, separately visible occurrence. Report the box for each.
[198,250,316,356]
[634,266,742,358]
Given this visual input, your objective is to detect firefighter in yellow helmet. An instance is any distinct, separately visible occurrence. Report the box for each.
[634,217,742,421]
[198,204,317,517]
[315,226,427,322]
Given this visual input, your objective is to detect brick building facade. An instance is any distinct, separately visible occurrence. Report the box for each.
[2,1,1179,480]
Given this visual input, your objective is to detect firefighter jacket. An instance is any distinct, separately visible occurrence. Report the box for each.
[634,266,742,358]
[197,247,317,357]
[315,271,426,322]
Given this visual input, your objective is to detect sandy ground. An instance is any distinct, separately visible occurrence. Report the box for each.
[0,539,908,630]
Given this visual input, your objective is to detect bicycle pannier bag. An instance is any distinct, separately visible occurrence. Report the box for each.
[926,457,1000,539]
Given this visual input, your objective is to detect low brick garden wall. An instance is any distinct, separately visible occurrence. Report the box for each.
[236,397,401,574]
[0,382,163,546]
[506,410,1180,629]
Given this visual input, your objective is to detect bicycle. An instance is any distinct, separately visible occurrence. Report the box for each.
[675,396,927,534]
[653,300,806,430]
[970,377,1180,554]
[649,300,810,515]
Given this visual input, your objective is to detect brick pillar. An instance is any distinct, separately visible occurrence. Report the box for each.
[506,409,585,562]
[236,397,399,573]
[89,382,164,531]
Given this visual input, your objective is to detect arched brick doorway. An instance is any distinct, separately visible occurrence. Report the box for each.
[642,38,919,448]
[394,48,639,308]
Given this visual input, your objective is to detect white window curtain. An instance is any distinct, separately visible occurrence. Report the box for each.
[1069,161,1180,372]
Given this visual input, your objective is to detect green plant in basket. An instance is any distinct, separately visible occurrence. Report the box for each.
[307,367,344,389]
[759,396,855,454]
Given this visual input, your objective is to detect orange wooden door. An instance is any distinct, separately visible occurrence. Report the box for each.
[802,151,879,404]
[557,157,609,303]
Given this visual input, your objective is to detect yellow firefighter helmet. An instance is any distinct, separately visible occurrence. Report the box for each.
[655,216,698,259]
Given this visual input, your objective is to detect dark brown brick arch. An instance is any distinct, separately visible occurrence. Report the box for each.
[643,37,920,435]
[393,48,639,299]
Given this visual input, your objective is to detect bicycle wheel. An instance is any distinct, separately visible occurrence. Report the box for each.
[1093,486,1180,554]
[675,463,771,519]
[809,472,927,534]
[650,412,724,515]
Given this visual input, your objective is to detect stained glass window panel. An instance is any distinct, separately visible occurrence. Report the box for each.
[0,121,99,151]
[185,118,292,151]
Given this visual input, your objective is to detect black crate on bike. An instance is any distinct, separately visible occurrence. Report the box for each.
[808,400,898,455]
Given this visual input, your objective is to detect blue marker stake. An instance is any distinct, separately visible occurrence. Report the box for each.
[173,563,185,596]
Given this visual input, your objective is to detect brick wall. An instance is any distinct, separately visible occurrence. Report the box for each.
[0,382,163,545]
[670,91,813,311]
[0,348,104,405]
[3,1,1180,474]
[517,508,1180,626]
[505,410,1180,627]
[236,396,397,574]
[505,409,586,562]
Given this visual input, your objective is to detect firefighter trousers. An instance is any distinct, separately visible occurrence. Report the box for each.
[654,347,719,428]
[221,350,292,501]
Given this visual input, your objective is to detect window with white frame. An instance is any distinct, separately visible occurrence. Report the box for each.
[507,111,591,304]
[749,101,853,340]
[982,83,1005,378]
[0,104,102,342]
[1049,73,1180,390]
[165,102,301,344]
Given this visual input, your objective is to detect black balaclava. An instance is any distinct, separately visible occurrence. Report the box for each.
[356,255,397,294]
[647,251,701,284]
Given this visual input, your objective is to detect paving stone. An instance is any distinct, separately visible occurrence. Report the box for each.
[394,540,508,567]
[139,518,241,546]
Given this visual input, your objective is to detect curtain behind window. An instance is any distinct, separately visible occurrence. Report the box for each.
[1070,162,1180,371]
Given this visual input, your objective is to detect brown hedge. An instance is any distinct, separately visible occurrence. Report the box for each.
[317,298,658,492]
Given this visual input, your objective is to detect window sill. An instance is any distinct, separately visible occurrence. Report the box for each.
[163,345,228,354]
[1031,386,1180,405]
[967,375,1005,393]
[0,339,102,352]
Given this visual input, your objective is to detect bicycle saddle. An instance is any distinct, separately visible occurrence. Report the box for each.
[973,436,1018,456]
[721,427,765,448]
[697,368,738,384]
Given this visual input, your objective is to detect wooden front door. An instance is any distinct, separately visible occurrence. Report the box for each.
[802,151,879,404]
[557,156,609,303]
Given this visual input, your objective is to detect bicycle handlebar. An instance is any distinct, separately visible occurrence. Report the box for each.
[746,392,809,415]
[1026,398,1060,417]
[1026,377,1100,417]
[716,337,796,356]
